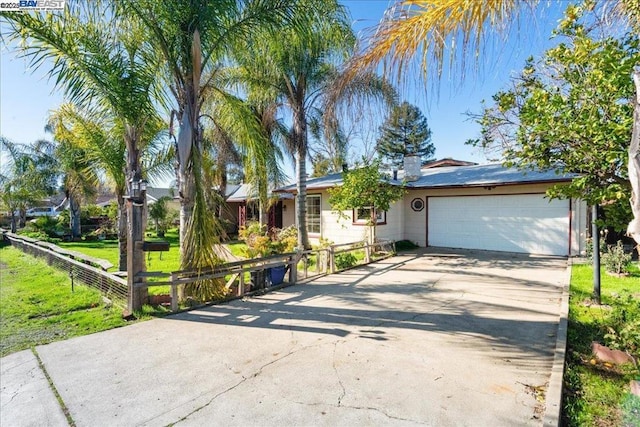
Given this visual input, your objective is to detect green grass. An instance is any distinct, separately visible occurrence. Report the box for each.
[57,239,121,269]
[563,262,640,427]
[0,244,131,357]
[58,231,249,296]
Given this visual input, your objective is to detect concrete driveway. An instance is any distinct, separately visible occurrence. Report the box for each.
[1,248,569,426]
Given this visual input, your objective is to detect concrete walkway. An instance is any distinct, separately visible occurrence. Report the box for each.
[1,248,569,426]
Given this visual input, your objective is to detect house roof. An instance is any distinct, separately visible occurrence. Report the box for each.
[226,183,294,203]
[422,158,478,168]
[275,163,574,193]
[146,187,175,203]
[400,163,573,188]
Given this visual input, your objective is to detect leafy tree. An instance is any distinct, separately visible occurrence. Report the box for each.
[310,154,332,178]
[346,0,640,246]
[235,0,396,249]
[3,4,167,271]
[376,101,434,167]
[468,7,639,231]
[148,196,172,237]
[33,137,97,239]
[0,138,58,232]
[328,160,405,244]
[118,0,294,301]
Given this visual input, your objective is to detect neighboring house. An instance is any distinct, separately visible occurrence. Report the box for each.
[273,160,588,257]
[224,183,295,233]
[146,187,180,213]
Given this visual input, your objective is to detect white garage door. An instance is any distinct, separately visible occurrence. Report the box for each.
[428,194,570,256]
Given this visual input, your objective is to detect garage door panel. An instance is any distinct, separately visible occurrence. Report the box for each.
[428,194,569,256]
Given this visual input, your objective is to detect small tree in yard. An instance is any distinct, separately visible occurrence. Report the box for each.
[148,196,172,237]
[328,160,405,244]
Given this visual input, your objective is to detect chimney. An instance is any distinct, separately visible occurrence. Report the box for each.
[393,170,398,180]
[342,163,348,173]
[403,155,421,182]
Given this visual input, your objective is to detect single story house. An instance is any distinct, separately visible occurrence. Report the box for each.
[273,161,588,257]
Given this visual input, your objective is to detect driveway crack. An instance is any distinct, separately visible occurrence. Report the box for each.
[166,341,329,426]
[332,340,346,406]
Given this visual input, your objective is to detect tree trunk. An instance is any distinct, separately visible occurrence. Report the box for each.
[177,100,196,262]
[294,106,311,250]
[69,193,81,239]
[627,67,640,247]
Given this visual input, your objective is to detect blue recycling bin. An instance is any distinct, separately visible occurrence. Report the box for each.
[269,266,286,286]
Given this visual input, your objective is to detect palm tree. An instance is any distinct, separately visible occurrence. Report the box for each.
[47,103,171,267]
[118,0,296,293]
[0,138,58,232]
[3,4,167,270]
[348,0,640,246]
[33,136,98,239]
[235,1,397,249]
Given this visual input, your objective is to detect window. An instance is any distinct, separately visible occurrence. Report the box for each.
[246,201,260,222]
[306,195,321,234]
[353,207,386,225]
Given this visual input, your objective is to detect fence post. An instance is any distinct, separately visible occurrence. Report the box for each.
[170,274,178,312]
[289,255,297,284]
[239,270,246,295]
[303,255,308,279]
[329,246,336,273]
[364,243,371,263]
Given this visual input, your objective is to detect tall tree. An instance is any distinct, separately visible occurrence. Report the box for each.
[34,135,98,239]
[2,3,166,270]
[346,0,640,247]
[117,0,295,300]
[236,0,396,249]
[468,6,639,232]
[233,0,355,249]
[376,101,434,167]
[0,138,58,232]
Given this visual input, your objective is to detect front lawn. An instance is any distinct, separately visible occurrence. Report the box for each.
[563,262,640,426]
[57,229,182,273]
[0,244,131,357]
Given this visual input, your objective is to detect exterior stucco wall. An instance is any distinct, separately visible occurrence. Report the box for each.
[299,190,403,246]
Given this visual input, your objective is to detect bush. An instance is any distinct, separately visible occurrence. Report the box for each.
[601,241,632,275]
[603,292,640,358]
[240,222,299,258]
[20,216,67,240]
[335,252,358,270]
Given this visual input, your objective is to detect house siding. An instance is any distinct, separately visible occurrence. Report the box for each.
[281,182,587,256]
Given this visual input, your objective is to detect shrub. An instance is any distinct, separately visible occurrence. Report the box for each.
[21,216,67,240]
[603,292,640,358]
[240,222,299,258]
[601,241,632,275]
[240,222,276,258]
[274,225,298,253]
[335,252,357,270]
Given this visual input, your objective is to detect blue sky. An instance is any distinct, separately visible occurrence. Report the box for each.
[0,1,568,183]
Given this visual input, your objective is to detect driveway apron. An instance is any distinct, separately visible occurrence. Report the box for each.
[6,248,568,426]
